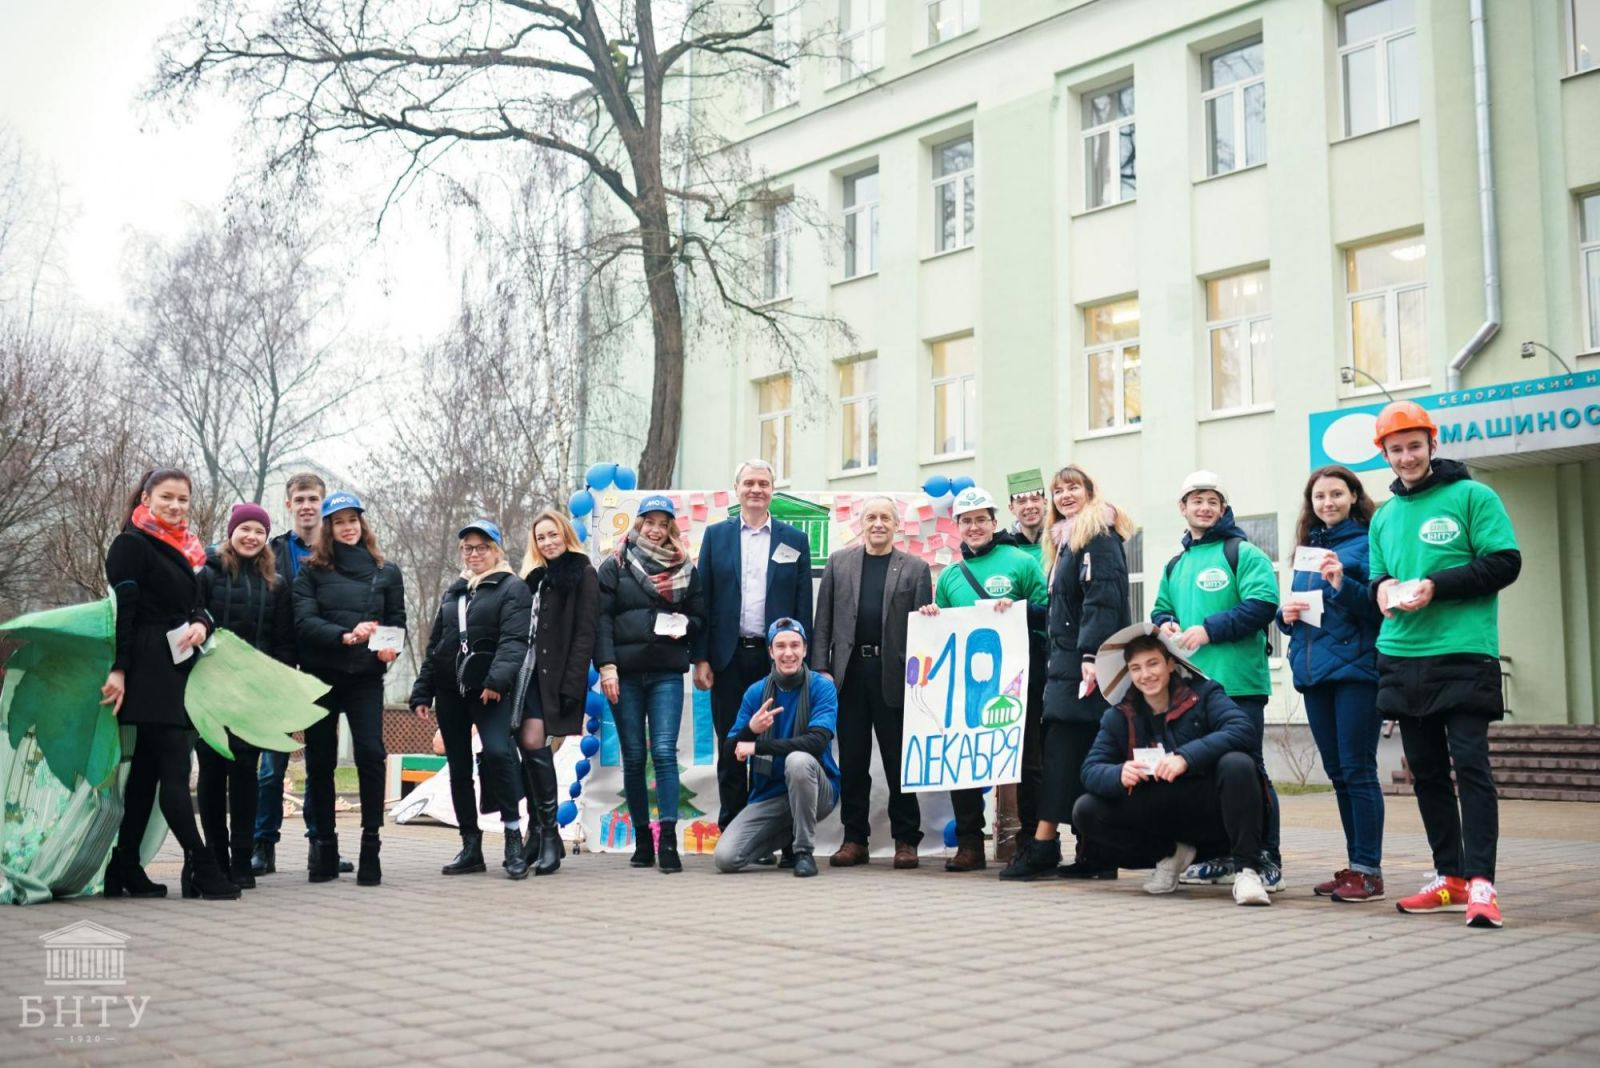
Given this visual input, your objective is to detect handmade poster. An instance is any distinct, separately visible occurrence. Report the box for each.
[899,605,1029,794]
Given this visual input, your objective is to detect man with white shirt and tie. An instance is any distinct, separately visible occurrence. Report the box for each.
[693,460,814,831]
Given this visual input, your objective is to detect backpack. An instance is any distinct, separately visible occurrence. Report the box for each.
[1163,535,1273,656]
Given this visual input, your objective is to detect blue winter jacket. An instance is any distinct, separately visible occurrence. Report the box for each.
[1275,518,1381,690]
[1080,678,1256,801]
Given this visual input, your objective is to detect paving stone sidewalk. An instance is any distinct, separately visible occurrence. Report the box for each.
[3,795,1597,1067]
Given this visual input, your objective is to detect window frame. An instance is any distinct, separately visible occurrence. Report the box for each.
[1336,0,1418,138]
[1343,237,1430,394]
[759,196,794,303]
[1582,191,1600,352]
[921,0,979,50]
[756,375,794,486]
[1083,299,1142,435]
[929,335,977,459]
[1204,269,1274,415]
[836,0,886,83]
[1235,513,1283,660]
[842,167,881,279]
[1568,0,1599,75]
[1201,38,1266,177]
[1082,80,1137,211]
[931,136,975,255]
[753,2,799,116]
[836,355,879,475]
[1126,530,1146,623]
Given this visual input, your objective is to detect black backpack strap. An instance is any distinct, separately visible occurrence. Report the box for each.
[956,560,992,600]
[1224,536,1242,576]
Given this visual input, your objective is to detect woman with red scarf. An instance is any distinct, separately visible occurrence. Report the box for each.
[101,468,240,901]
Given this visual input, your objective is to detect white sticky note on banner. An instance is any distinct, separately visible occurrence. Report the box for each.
[1295,589,1326,628]
[771,543,800,565]
[1132,746,1166,774]
[167,624,195,665]
[1385,580,1424,610]
[1293,546,1333,572]
[368,626,406,652]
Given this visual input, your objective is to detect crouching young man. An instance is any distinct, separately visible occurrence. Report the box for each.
[1071,624,1273,906]
[714,619,841,878]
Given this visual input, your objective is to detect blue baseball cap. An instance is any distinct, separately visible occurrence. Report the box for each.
[458,518,503,546]
[637,494,676,519]
[767,617,807,646]
[321,491,364,519]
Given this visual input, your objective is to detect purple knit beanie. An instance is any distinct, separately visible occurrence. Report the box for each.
[227,503,273,539]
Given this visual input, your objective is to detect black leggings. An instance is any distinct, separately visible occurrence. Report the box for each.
[196,732,260,859]
[304,674,387,834]
[118,723,203,854]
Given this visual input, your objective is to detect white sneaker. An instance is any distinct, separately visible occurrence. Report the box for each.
[1233,867,1272,906]
[1143,842,1198,895]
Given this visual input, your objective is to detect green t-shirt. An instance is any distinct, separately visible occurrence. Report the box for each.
[1151,537,1279,697]
[1007,526,1045,567]
[935,543,1048,633]
[1368,477,1518,658]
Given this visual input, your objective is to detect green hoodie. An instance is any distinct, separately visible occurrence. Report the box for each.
[1151,516,1279,698]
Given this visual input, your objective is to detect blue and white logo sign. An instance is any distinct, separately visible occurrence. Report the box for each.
[1309,372,1600,472]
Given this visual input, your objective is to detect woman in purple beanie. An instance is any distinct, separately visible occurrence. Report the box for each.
[196,502,297,889]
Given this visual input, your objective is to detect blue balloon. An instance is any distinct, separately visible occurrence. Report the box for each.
[585,691,607,719]
[585,716,601,734]
[575,523,588,543]
[585,462,617,491]
[942,818,959,849]
[569,781,583,799]
[580,735,600,758]
[557,801,578,827]
[922,475,952,499]
[614,466,638,491]
[980,786,992,796]
[587,664,601,689]
[575,758,592,780]
[568,489,594,517]
[951,475,975,495]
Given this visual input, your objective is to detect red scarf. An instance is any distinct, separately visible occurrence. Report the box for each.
[130,503,207,570]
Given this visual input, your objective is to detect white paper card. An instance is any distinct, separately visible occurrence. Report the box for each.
[653,612,689,638]
[1078,678,1096,700]
[1132,745,1166,774]
[368,626,406,652]
[1293,546,1333,573]
[167,624,195,665]
[1385,580,1424,610]
[771,543,801,565]
[1295,589,1326,628]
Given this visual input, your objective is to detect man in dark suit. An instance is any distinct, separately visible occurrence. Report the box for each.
[693,459,814,830]
[811,497,933,869]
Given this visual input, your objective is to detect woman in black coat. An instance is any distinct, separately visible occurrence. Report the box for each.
[410,519,533,879]
[511,508,598,875]
[291,490,406,886]
[101,468,239,901]
[196,503,296,890]
[1000,465,1135,882]
[594,495,705,873]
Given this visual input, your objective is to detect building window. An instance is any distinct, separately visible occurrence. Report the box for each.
[757,375,792,483]
[843,168,880,278]
[1572,0,1599,73]
[837,0,886,82]
[1084,81,1136,209]
[1583,193,1600,351]
[1206,269,1273,412]
[838,357,878,471]
[1346,235,1427,389]
[760,197,793,302]
[755,2,798,115]
[1236,514,1282,657]
[1338,0,1418,138]
[924,0,978,47]
[932,136,974,254]
[930,335,976,456]
[1085,298,1141,431]
[1203,39,1266,176]
[1126,530,1146,622]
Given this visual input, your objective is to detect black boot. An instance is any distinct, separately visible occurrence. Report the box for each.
[230,847,257,890]
[356,830,382,886]
[182,849,242,900]
[523,747,562,876]
[657,821,681,874]
[309,835,341,883]
[442,832,487,875]
[503,828,529,880]
[211,838,231,879]
[103,846,167,899]
[1057,835,1119,880]
[630,827,655,868]
[250,840,275,876]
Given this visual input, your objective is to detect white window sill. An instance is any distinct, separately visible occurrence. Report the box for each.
[1331,116,1420,146]
[833,270,879,288]
[826,66,885,92]
[754,294,794,310]
[1195,161,1266,186]
[747,100,800,124]
[913,26,979,55]
[1561,67,1600,83]
[1341,377,1428,400]
[1199,403,1276,424]
[922,243,974,264]
[925,450,977,464]
[831,465,879,481]
[1071,197,1137,221]
[1076,424,1142,441]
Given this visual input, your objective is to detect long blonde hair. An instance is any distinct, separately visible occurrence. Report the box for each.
[521,509,586,574]
[631,510,688,559]
[1042,465,1136,577]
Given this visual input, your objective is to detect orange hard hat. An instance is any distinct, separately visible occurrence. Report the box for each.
[1372,400,1437,447]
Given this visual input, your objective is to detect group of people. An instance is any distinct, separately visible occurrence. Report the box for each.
[95,398,1520,930]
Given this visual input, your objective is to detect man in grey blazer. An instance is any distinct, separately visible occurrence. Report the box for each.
[810,496,934,869]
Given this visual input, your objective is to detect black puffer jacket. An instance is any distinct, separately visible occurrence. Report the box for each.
[200,549,296,663]
[1081,679,1255,800]
[594,543,706,675]
[292,542,406,678]
[410,569,533,705]
[1042,530,1132,724]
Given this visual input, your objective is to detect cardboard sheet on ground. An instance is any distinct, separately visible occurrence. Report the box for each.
[900,605,1029,794]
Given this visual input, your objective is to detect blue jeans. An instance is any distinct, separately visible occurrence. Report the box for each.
[254,749,319,844]
[613,672,685,831]
[1303,681,1384,874]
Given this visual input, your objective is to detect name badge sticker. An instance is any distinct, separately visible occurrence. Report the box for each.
[771,543,801,565]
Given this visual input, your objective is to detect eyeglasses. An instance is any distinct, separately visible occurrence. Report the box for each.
[460,543,495,556]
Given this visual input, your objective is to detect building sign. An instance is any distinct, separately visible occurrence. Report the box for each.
[40,921,129,985]
[1309,371,1600,473]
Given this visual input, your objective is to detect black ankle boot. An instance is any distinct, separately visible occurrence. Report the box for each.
[442,832,487,875]
[630,828,656,868]
[503,828,529,880]
[356,831,381,886]
[182,849,242,900]
[230,847,257,890]
[250,840,275,876]
[309,835,341,883]
[103,846,167,898]
[657,823,682,874]
[524,747,562,876]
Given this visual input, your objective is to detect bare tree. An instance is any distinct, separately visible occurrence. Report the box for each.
[0,127,70,332]
[159,0,853,487]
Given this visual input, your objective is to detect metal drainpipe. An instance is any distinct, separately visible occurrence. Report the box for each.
[1447,0,1501,392]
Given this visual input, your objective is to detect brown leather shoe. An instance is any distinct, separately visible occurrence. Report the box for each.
[893,842,919,869]
[829,841,870,867]
[945,839,987,872]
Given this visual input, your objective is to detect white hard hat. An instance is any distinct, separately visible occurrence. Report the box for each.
[951,486,997,518]
[1179,470,1227,504]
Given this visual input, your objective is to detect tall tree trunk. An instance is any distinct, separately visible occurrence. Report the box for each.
[635,205,684,489]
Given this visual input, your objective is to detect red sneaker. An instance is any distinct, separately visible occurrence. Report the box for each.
[1331,870,1385,903]
[1396,874,1470,914]
[1466,878,1503,929]
[1315,869,1352,897]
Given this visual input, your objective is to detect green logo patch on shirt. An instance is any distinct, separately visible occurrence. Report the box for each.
[1196,567,1231,592]
[1419,517,1462,545]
